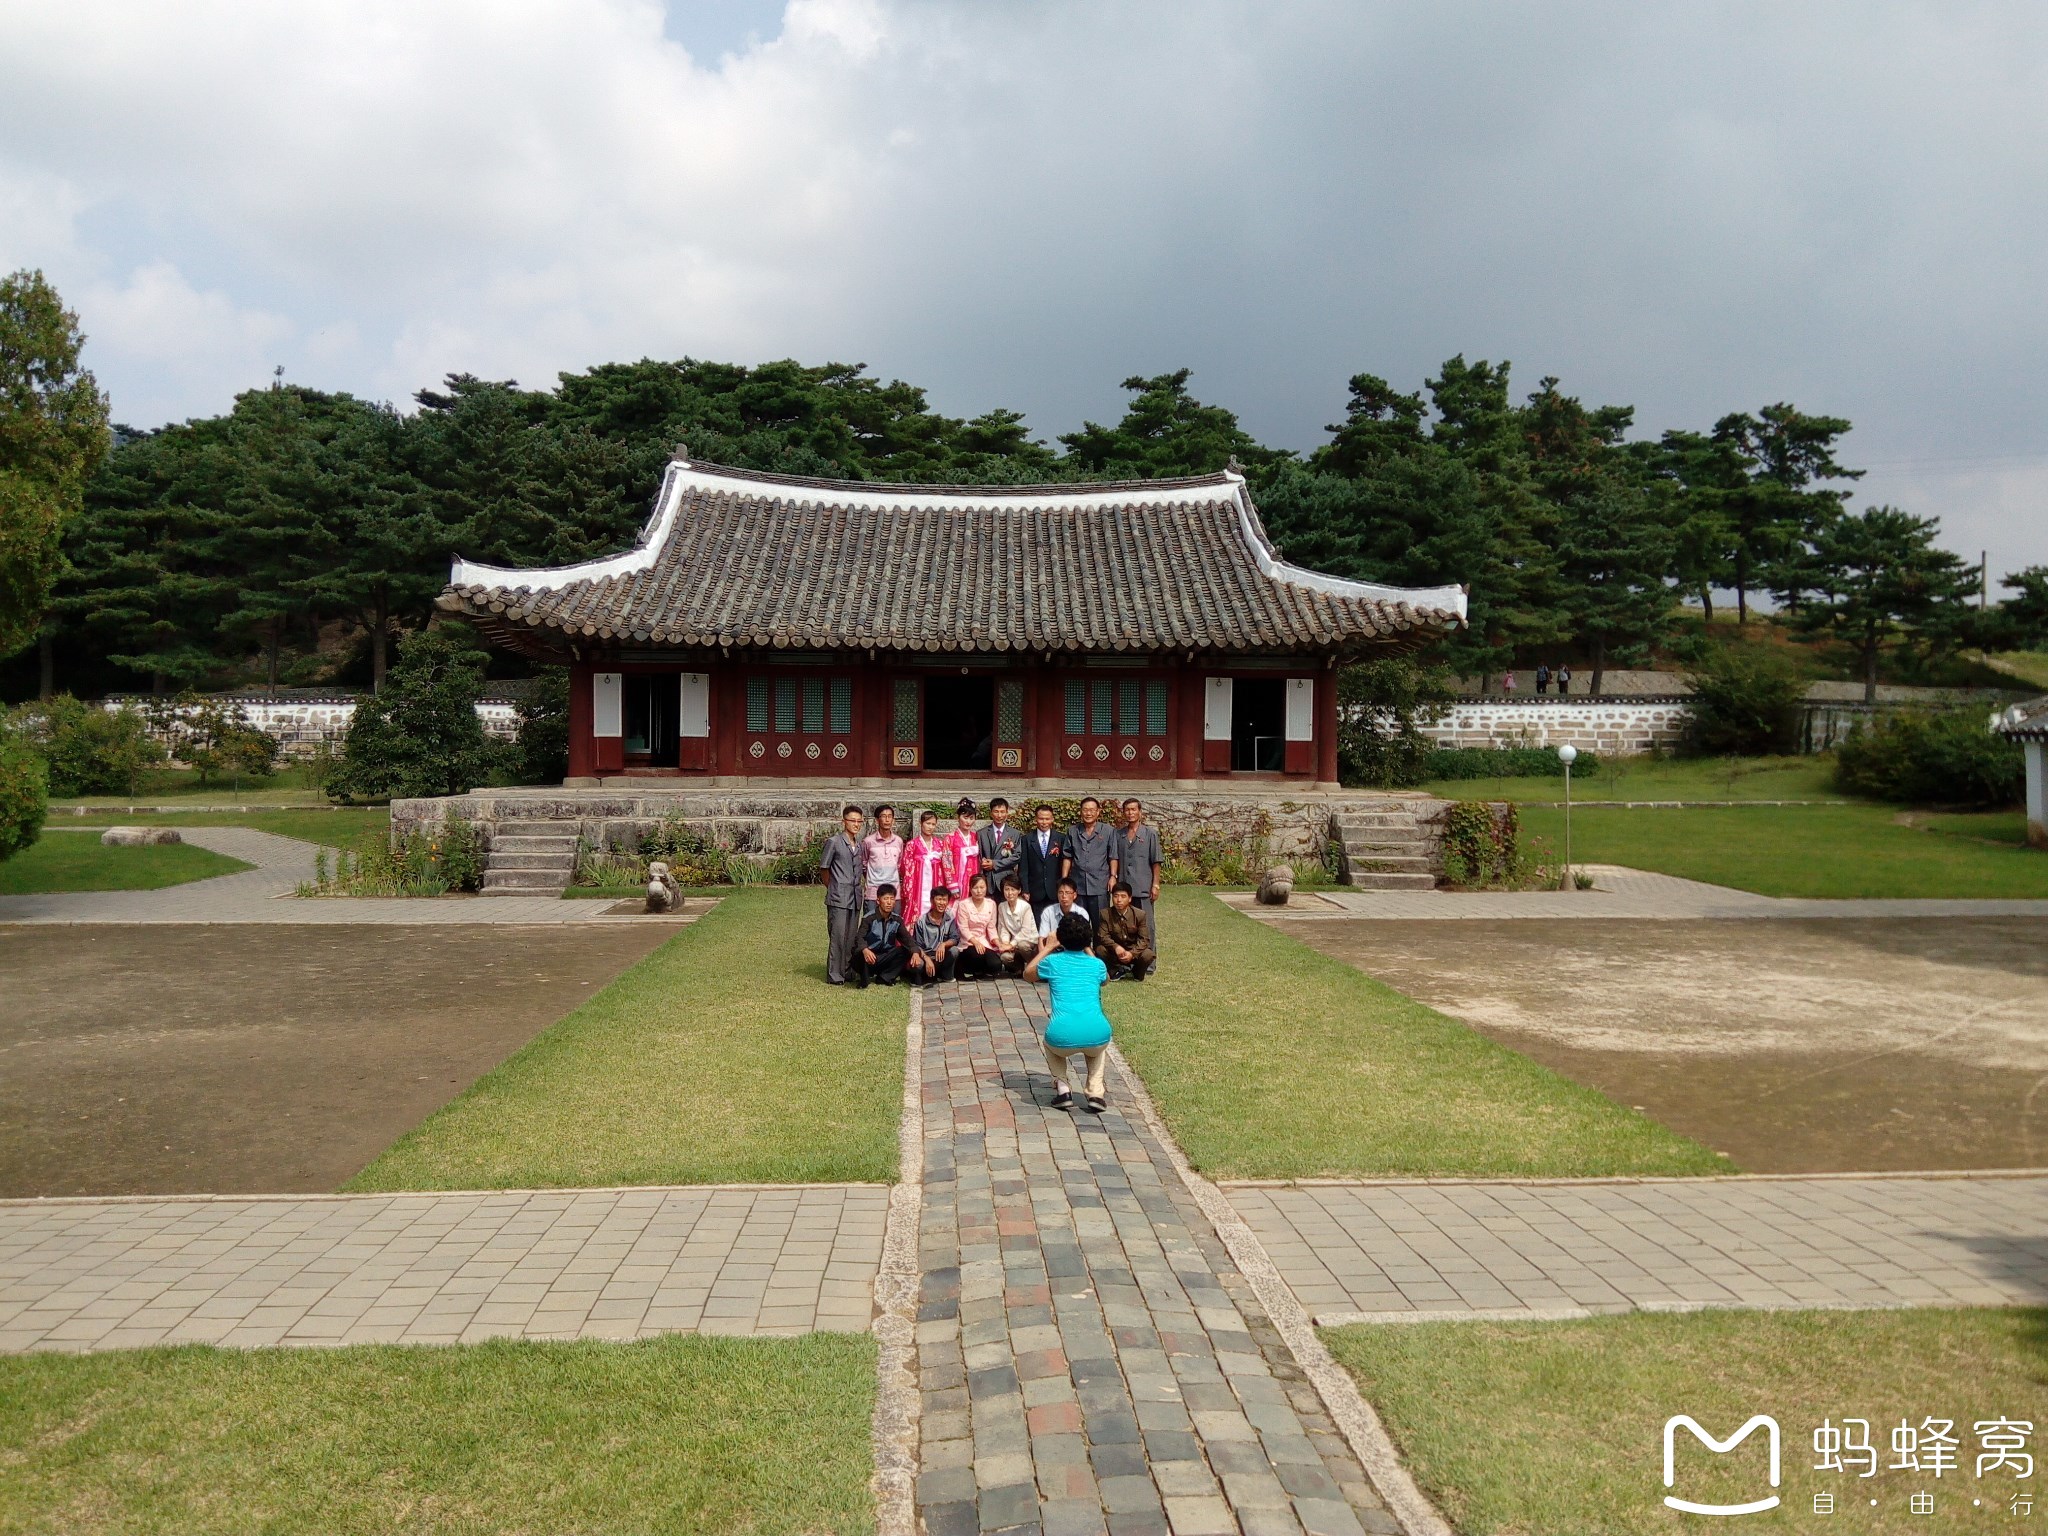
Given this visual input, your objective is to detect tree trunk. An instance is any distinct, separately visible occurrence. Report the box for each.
[38,634,53,701]
[266,625,281,696]
[1734,552,1749,626]
[1699,587,1714,624]
[151,670,166,698]
[369,595,390,693]
[1863,641,1879,705]
[1590,637,1607,698]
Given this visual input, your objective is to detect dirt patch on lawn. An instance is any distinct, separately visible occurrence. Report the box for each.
[1289,918,2048,1174]
[0,924,671,1197]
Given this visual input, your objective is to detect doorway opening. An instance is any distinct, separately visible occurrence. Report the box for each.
[924,676,994,771]
[1230,678,1286,771]
[622,674,678,766]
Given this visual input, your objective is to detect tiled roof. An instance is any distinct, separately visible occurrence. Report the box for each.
[1994,696,2048,740]
[438,459,1467,658]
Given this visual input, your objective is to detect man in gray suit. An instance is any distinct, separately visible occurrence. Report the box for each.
[818,805,865,985]
[975,797,1024,911]
[1110,797,1164,963]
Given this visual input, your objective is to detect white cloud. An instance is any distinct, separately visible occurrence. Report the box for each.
[0,0,2044,573]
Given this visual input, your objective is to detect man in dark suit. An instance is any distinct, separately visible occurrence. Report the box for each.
[1020,803,1067,918]
[976,796,1025,906]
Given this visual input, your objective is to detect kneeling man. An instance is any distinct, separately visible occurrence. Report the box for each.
[1095,880,1155,981]
[853,884,909,988]
[908,886,960,986]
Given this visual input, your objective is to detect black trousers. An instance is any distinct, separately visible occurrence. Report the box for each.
[853,946,907,986]
[908,950,957,985]
[956,946,1005,979]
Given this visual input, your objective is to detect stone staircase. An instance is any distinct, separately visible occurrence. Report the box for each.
[480,820,580,896]
[1329,806,1439,891]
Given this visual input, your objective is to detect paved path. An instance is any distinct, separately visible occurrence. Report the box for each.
[1230,1175,2048,1323]
[3,828,618,924]
[915,979,1401,1536]
[0,1186,885,1351]
[1225,865,2048,921]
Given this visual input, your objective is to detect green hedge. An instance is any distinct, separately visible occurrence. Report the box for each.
[1423,746,1602,781]
[1834,709,2024,807]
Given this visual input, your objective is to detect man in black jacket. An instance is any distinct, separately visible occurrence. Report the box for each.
[1019,803,1067,918]
[852,885,910,988]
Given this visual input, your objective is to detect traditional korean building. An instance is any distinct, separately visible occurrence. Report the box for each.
[437,455,1466,789]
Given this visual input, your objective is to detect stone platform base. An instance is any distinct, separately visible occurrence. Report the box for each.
[393,783,1453,874]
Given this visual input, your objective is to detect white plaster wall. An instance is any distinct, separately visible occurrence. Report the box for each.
[108,696,522,760]
[1419,700,1691,755]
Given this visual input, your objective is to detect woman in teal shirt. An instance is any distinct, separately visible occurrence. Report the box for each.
[1025,911,1112,1112]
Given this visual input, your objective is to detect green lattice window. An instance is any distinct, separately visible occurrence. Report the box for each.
[829,677,853,734]
[1145,681,1169,736]
[773,679,798,733]
[1064,680,1087,734]
[893,678,920,743]
[996,680,1024,743]
[801,677,825,734]
[746,677,770,732]
[1090,681,1114,735]
[1117,681,1141,736]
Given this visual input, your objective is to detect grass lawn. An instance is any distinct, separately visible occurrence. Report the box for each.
[0,1332,875,1536]
[40,807,388,848]
[1423,754,1843,805]
[1520,803,2048,899]
[1111,892,1721,1179]
[350,887,904,1189]
[1326,1307,2048,1534]
[0,834,249,894]
[50,764,333,808]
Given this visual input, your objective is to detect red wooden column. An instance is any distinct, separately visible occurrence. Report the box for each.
[859,665,887,780]
[1034,659,1065,783]
[1314,663,1340,787]
[567,658,595,781]
[1174,664,1203,786]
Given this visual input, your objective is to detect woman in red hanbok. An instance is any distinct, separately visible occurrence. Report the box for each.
[901,809,947,921]
[941,798,981,900]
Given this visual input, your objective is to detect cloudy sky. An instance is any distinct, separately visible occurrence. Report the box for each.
[4,0,2045,579]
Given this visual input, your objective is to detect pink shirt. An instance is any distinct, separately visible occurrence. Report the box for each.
[954,896,999,950]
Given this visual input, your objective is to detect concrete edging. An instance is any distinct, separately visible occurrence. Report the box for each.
[869,990,925,1536]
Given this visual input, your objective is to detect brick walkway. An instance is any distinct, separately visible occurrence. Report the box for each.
[1230,1175,2048,1322]
[1224,865,2048,921]
[3,828,626,925]
[915,979,1400,1536]
[0,1186,885,1352]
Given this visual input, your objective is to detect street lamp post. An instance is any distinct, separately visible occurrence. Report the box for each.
[1557,743,1577,888]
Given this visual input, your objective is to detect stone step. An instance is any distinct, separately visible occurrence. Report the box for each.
[491,822,581,837]
[1341,854,1434,873]
[1341,835,1430,853]
[482,868,571,893]
[488,852,579,872]
[1331,815,1423,834]
[492,834,580,852]
[1344,870,1439,891]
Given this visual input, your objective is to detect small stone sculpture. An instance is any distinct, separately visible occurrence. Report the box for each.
[1255,864,1294,905]
[100,826,182,847]
[645,860,682,913]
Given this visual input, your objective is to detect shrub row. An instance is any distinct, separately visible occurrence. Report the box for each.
[1421,746,1604,781]
[1835,709,2024,808]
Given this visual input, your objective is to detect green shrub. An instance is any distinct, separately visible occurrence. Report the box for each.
[514,669,570,783]
[6,694,164,796]
[640,813,737,886]
[1422,746,1603,780]
[1438,800,1545,889]
[436,814,484,892]
[1682,649,1803,756]
[1337,657,1456,788]
[1834,708,2024,807]
[327,628,496,803]
[0,733,48,861]
[173,697,279,787]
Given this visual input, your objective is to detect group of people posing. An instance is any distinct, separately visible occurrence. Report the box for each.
[817,795,1163,990]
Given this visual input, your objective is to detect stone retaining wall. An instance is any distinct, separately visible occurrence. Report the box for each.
[393,786,1453,872]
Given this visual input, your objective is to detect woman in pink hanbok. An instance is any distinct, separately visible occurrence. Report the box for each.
[901,809,947,922]
[941,798,981,900]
